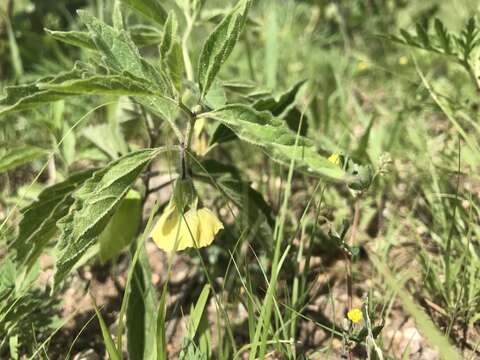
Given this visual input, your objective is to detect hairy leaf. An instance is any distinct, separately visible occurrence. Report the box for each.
[13,170,95,268]
[160,11,184,94]
[120,0,168,25]
[252,79,307,116]
[45,29,96,50]
[78,10,171,94]
[199,105,345,181]
[39,74,156,96]
[53,148,164,290]
[197,0,252,98]
[0,65,89,116]
[0,146,47,175]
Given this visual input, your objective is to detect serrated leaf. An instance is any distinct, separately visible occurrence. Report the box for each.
[199,105,345,181]
[120,0,168,25]
[12,170,95,268]
[77,10,171,93]
[434,19,452,54]
[0,146,47,175]
[99,190,142,263]
[53,148,164,291]
[0,65,90,116]
[160,11,184,93]
[78,10,145,78]
[415,23,430,49]
[400,29,419,47]
[197,0,252,98]
[39,74,156,96]
[252,79,307,116]
[45,29,96,50]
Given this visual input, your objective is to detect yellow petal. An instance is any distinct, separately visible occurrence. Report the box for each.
[347,308,363,324]
[196,208,224,247]
[151,202,182,252]
[151,205,223,252]
[176,209,201,251]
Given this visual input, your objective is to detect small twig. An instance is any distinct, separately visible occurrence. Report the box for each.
[146,179,176,195]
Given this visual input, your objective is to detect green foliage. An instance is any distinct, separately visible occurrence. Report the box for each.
[119,0,168,26]
[0,146,46,175]
[1,1,479,359]
[126,241,157,360]
[200,105,345,180]
[197,0,252,98]
[98,189,142,263]
[392,16,480,90]
[53,149,163,291]
[44,29,96,50]
[13,170,95,268]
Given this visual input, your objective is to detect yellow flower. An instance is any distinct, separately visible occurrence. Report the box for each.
[151,201,223,252]
[357,61,369,71]
[347,308,363,324]
[328,153,341,166]
[399,56,408,65]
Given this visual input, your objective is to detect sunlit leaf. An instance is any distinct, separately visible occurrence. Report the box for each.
[200,105,345,181]
[197,0,252,97]
[53,148,165,291]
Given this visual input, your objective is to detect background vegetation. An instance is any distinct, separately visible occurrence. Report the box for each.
[0,0,479,359]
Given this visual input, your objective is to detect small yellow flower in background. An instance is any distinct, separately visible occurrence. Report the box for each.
[328,153,341,166]
[357,61,369,71]
[151,201,223,252]
[399,56,409,65]
[347,308,363,324]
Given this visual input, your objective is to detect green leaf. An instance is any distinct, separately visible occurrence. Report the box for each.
[99,190,142,263]
[199,105,345,181]
[93,302,121,360]
[197,0,252,98]
[82,124,125,160]
[187,284,210,339]
[0,65,89,116]
[156,285,168,360]
[45,29,96,50]
[77,10,170,93]
[78,10,144,78]
[53,148,164,291]
[12,170,95,268]
[38,74,156,96]
[415,23,430,49]
[160,11,184,94]
[434,19,452,54]
[120,0,168,26]
[252,80,307,116]
[194,158,274,246]
[126,240,157,360]
[0,146,47,175]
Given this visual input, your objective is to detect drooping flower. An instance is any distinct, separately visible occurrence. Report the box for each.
[151,201,223,252]
[347,308,363,324]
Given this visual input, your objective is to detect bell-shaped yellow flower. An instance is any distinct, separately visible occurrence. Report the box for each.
[151,201,223,252]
